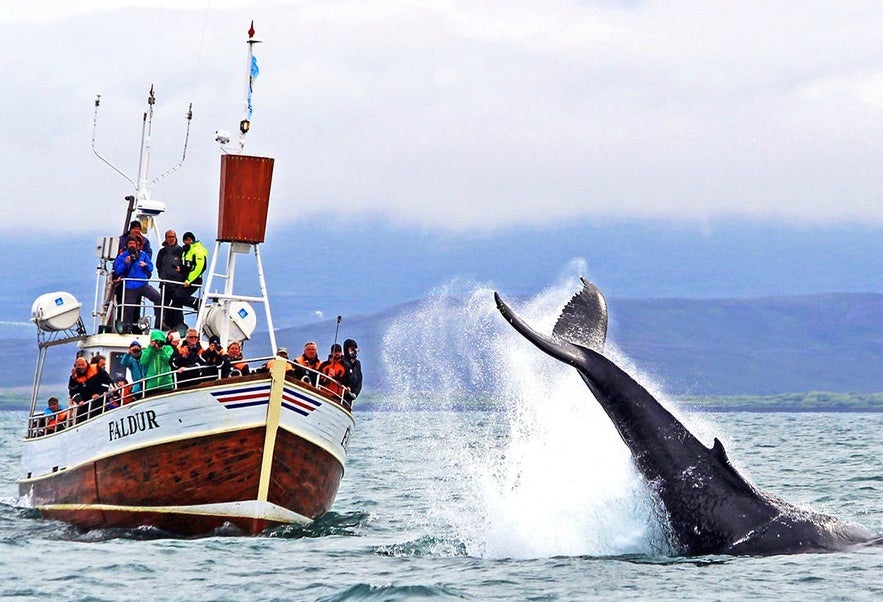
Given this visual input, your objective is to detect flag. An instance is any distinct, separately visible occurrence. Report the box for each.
[247,55,259,119]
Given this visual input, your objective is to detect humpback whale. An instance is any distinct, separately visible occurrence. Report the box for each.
[494,279,877,556]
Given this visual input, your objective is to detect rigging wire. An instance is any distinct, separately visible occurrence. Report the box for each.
[189,0,213,103]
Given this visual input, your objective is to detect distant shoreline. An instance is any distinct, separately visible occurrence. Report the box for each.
[3,391,881,413]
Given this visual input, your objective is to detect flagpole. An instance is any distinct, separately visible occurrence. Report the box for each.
[240,21,261,152]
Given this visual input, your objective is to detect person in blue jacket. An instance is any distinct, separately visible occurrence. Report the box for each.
[119,340,146,395]
[114,236,161,332]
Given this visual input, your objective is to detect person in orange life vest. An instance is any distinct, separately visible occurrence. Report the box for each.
[80,354,115,421]
[43,396,68,433]
[319,344,347,397]
[226,341,250,376]
[266,347,296,373]
[293,341,321,385]
[108,374,133,409]
[68,357,94,405]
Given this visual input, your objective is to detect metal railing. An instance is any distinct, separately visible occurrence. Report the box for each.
[103,275,200,334]
[25,355,351,439]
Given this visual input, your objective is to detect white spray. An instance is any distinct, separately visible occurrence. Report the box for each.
[381,266,672,559]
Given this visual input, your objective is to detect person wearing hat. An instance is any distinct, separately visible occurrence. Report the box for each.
[141,330,175,392]
[113,236,161,333]
[266,347,296,374]
[202,334,230,378]
[120,340,146,395]
[172,231,209,313]
[342,338,362,403]
[319,344,346,397]
[117,219,153,258]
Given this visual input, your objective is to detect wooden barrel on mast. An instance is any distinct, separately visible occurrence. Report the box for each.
[217,154,274,243]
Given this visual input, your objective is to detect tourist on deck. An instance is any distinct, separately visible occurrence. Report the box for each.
[171,328,207,387]
[342,338,362,403]
[107,374,133,409]
[202,335,229,379]
[226,341,250,376]
[155,229,185,330]
[171,231,208,314]
[113,236,161,332]
[141,329,175,392]
[42,396,68,433]
[80,354,114,421]
[120,340,146,396]
[293,341,321,385]
[68,357,93,406]
[265,347,296,374]
[319,344,347,397]
[117,220,153,258]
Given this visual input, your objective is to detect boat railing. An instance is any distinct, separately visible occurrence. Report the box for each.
[25,354,350,439]
[102,275,200,334]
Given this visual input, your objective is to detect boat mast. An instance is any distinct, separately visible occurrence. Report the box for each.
[91,87,193,330]
[240,20,261,152]
[197,22,276,353]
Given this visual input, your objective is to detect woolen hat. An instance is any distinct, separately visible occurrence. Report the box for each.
[182,231,196,241]
[129,340,141,347]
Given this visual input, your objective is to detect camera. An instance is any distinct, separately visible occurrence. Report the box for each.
[129,248,140,261]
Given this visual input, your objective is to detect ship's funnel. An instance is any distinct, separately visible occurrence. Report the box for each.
[217,154,274,243]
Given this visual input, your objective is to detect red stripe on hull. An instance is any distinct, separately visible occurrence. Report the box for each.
[20,426,344,535]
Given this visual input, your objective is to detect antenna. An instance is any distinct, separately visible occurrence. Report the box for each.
[91,86,193,209]
[333,315,342,347]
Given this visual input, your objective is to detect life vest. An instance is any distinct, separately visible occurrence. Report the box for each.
[295,355,321,371]
[266,358,295,372]
[119,384,134,405]
[319,360,346,396]
[230,359,249,372]
[46,410,69,432]
[72,364,98,385]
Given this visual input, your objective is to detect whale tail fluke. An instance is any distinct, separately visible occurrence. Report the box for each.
[552,277,608,353]
[494,290,593,368]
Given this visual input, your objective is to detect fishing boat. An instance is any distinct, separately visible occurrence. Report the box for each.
[17,27,355,535]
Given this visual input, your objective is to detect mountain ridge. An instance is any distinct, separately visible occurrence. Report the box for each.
[6,292,881,396]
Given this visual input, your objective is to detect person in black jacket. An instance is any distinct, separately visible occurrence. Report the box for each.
[342,338,362,404]
[170,329,207,387]
[155,230,185,329]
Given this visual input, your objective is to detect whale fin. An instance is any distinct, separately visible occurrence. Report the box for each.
[552,277,608,353]
[494,291,591,368]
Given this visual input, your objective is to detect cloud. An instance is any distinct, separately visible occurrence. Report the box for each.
[3,0,883,235]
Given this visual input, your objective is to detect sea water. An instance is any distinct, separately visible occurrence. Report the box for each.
[1,277,881,600]
[0,410,881,600]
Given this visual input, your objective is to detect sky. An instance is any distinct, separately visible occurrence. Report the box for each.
[3,1,883,237]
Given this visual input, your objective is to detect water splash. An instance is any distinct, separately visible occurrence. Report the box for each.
[380,269,670,559]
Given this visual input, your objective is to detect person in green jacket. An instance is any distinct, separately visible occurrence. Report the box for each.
[171,231,209,315]
[141,329,175,392]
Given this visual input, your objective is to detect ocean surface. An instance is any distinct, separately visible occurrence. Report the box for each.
[1,406,881,601]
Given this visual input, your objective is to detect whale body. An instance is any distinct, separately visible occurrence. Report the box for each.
[494,279,877,556]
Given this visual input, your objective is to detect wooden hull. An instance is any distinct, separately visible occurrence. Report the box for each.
[18,368,353,535]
